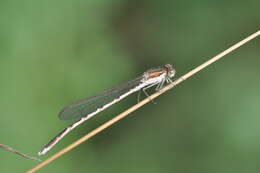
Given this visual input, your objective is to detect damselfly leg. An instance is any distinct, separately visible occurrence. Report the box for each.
[155,77,166,91]
[166,77,173,84]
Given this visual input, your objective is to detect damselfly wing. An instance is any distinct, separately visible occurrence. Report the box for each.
[59,77,143,121]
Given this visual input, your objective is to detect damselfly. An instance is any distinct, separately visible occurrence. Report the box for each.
[38,64,176,155]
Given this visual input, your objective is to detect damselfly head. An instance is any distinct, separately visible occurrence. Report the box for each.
[164,64,176,78]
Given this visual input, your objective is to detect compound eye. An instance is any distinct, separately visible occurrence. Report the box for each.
[165,64,173,71]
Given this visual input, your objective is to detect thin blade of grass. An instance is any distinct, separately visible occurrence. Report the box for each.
[0,144,40,161]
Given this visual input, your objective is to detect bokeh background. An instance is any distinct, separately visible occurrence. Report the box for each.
[0,0,259,172]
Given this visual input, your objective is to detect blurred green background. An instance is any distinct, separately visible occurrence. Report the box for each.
[0,0,259,172]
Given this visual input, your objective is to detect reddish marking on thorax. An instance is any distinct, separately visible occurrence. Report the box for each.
[147,69,165,79]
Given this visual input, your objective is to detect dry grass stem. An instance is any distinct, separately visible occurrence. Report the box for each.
[0,144,40,161]
[27,30,259,173]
